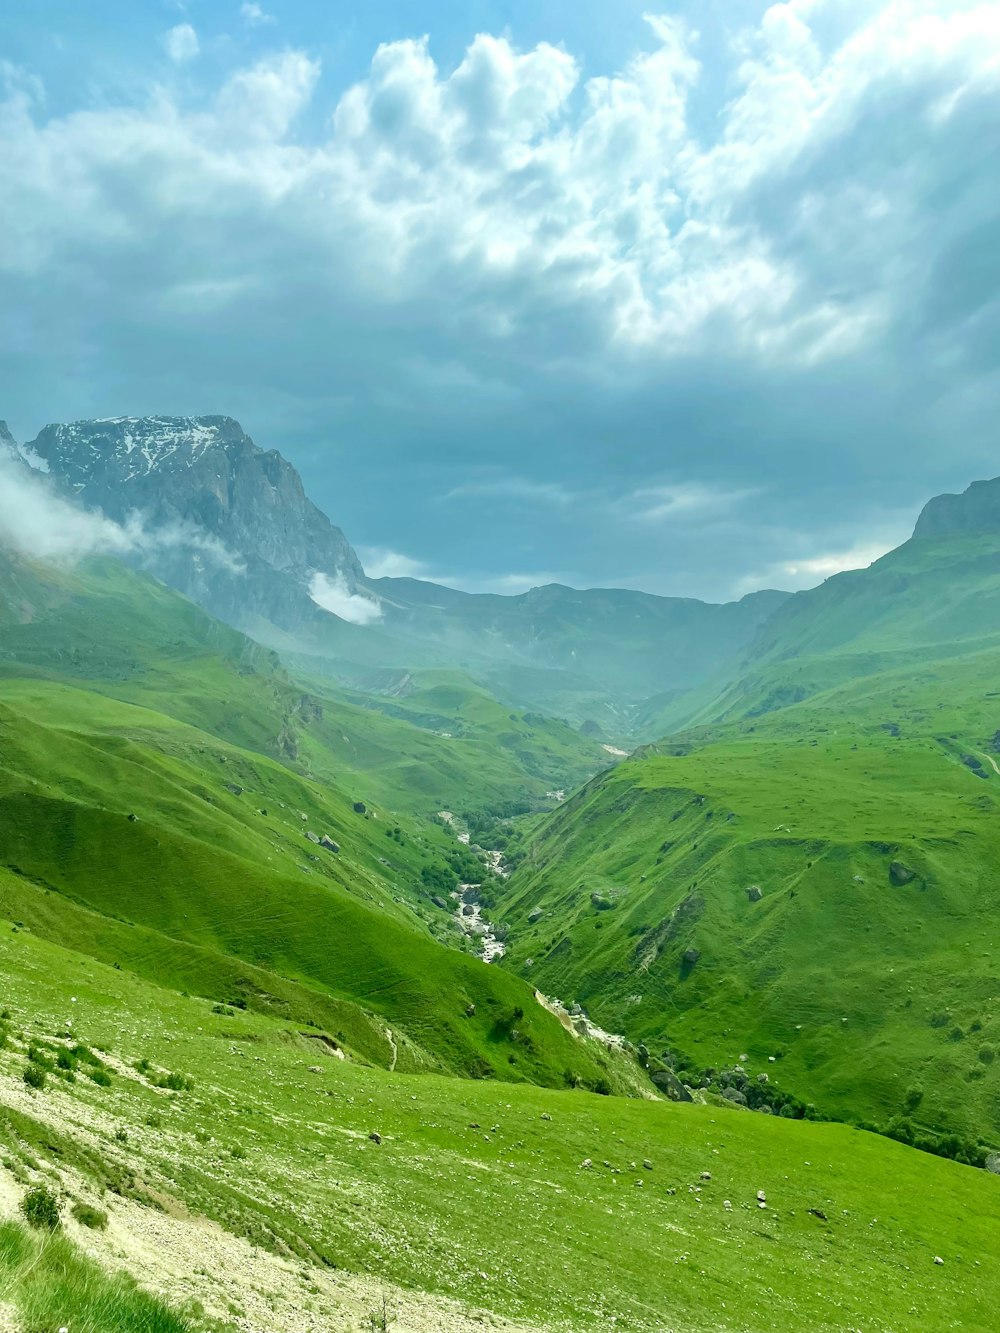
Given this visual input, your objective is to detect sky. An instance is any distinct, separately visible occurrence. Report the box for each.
[1,0,999,601]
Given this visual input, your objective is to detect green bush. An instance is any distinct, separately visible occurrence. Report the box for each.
[71,1202,108,1231]
[23,1064,47,1091]
[21,1187,60,1232]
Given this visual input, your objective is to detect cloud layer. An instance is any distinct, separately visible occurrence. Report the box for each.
[1,3,998,598]
[0,450,244,572]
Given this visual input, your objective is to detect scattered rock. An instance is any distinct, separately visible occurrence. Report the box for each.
[700,1171,712,1181]
[934,1256,944,1266]
[643,1160,653,1171]
[527,907,544,924]
[682,947,701,966]
[368,1132,382,1145]
[225,783,244,796]
[746,885,763,903]
[651,1068,693,1103]
[808,1208,828,1221]
[889,860,916,886]
[319,835,340,853]
[757,1190,767,1203]
[465,1004,476,1017]
[580,1158,593,1170]
[540,1112,552,1121]
[305,831,320,844]
[307,1066,322,1074]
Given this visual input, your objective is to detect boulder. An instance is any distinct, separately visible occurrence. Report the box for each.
[319,835,340,853]
[747,885,763,902]
[682,947,701,966]
[305,831,320,845]
[651,1068,693,1103]
[527,907,544,924]
[889,860,916,886]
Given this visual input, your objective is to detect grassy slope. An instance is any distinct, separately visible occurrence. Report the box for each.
[0,684,629,1093]
[0,1220,208,1333]
[497,647,1000,1146]
[2,923,1000,1333]
[294,664,609,814]
[0,552,606,818]
[0,550,628,1091]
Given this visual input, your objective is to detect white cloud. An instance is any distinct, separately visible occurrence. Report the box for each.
[164,24,200,64]
[629,483,759,524]
[443,476,573,506]
[358,547,431,580]
[734,538,903,595]
[0,451,243,570]
[240,2,274,26]
[356,546,563,596]
[1,5,999,600]
[308,571,383,624]
[2,8,997,362]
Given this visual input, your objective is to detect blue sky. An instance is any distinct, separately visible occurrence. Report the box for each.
[2,1,999,599]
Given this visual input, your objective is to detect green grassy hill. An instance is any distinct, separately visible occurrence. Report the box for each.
[0,550,630,1092]
[496,643,1000,1154]
[2,922,1000,1332]
[0,551,606,817]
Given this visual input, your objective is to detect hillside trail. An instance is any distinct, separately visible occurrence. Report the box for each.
[0,1082,543,1333]
[0,1157,543,1333]
[386,1026,399,1072]
[980,751,1000,775]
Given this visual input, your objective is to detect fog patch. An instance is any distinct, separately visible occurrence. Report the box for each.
[309,571,382,625]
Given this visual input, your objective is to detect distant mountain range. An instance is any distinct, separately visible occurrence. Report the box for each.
[2,414,789,734]
[6,411,1000,737]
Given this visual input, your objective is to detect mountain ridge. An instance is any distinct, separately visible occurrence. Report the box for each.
[11,412,792,734]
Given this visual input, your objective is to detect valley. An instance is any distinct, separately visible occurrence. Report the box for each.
[2,418,1000,1331]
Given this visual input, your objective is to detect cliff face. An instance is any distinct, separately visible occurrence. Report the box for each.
[25,415,368,633]
[913,476,1000,539]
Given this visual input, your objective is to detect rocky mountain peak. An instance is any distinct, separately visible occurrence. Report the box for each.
[912,475,1000,540]
[24,414,370,637]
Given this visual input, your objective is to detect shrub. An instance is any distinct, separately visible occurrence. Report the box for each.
[154,1071,194,1092]
[88,1068,112,1088]
[72,1202,108,1231]
[22,1186,60,1231]
[23,1063,47,1091]
[362,1295,396,1332]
